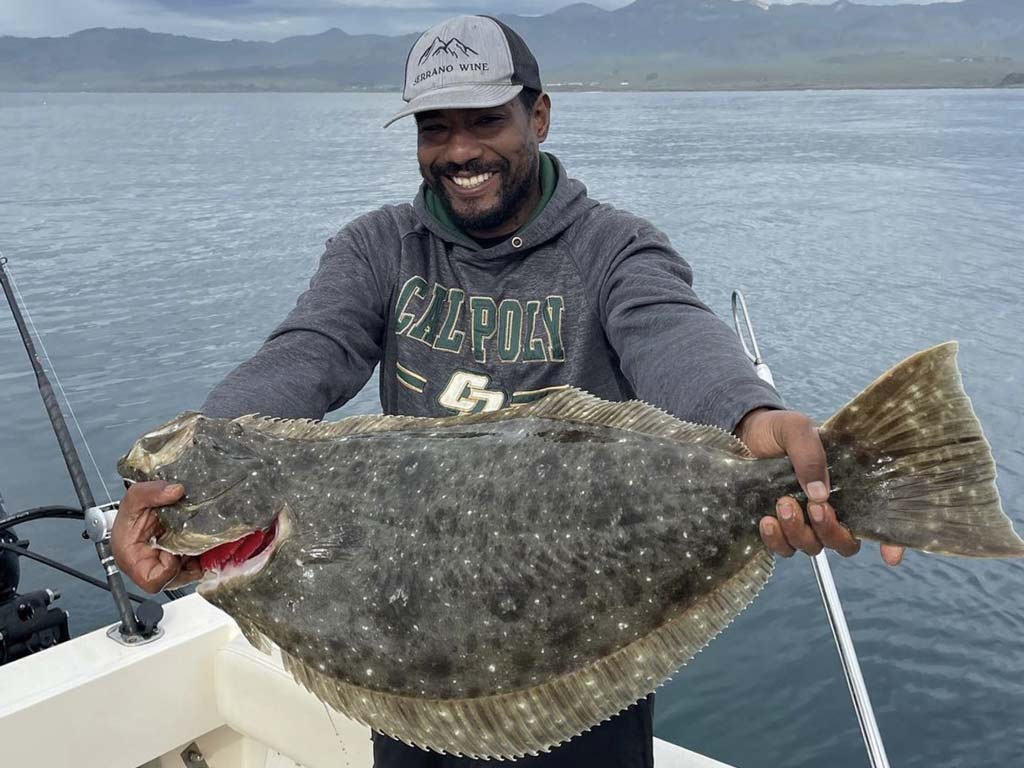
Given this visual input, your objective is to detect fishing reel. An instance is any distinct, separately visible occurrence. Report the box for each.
[0,527,71,666]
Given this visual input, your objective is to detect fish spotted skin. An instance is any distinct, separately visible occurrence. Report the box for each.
[203,418,789,699]
[118,342,1024,758]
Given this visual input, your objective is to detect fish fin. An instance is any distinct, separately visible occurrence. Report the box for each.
[236,616,272,655]
[822,342,1024,557]
[510,387,754,457]
[234,412,421,441]
[234,390,752,457]
[280,549,774,760]
[296,527,365,563]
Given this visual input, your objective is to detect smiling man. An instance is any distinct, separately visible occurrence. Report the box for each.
[112,13,902,768]
[414,98,543,243]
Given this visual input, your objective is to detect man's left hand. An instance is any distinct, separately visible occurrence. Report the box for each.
[735,408,904,566]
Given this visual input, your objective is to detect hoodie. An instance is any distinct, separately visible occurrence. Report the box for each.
[202,153,783,429]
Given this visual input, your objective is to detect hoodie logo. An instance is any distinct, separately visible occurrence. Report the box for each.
[394,277,566,364]
[418,37,479,66]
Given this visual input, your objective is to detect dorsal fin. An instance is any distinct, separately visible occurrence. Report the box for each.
[232,387,752,458]
[233,412,421,441]
[514,387,753,457]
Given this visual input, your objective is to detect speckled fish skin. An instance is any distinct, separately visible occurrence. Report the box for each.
[125,413,788,697]
[117,342,1024,759]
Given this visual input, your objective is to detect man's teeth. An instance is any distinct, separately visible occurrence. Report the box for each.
[451,173,493,189]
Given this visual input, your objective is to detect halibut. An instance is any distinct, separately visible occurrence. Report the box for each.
[118,342,1024,759]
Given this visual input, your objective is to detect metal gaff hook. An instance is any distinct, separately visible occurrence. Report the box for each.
[731,291,775,388]
[730,288,891,768]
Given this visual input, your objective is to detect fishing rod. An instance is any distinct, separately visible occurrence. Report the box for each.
[731,289,892,768]
[1,254,166,645]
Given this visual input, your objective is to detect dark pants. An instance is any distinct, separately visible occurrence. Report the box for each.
[372,694,654,768]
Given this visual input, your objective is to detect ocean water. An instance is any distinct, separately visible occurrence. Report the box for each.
[1,90,1022,768]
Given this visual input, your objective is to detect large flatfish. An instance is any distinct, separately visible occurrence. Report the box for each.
[118,342,1024,759]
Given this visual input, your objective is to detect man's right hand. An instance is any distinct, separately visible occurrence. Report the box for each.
[111,480,202,594]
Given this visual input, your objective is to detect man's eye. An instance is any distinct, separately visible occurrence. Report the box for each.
[477,115,503,125]
[419,124,444,134]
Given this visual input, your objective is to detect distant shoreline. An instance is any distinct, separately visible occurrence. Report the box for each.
[3,83,1021,95]
[5,10,1019,99]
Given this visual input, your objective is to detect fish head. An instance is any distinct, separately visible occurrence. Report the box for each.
[118,413,286,579]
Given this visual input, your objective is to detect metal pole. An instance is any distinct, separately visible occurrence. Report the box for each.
[1,255,141,638]
[731,290,891,768]
[811,552,891,767]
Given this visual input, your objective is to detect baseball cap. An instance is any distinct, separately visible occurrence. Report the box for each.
[383,15,542,128]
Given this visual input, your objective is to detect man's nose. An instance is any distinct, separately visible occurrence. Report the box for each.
[444,124,484,166]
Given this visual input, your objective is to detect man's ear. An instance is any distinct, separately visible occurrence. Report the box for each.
[533,93,552,143]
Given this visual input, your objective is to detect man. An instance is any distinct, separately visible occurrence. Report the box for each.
[112,14,903,768]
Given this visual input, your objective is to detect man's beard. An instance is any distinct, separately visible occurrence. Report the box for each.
[425,152,539,234]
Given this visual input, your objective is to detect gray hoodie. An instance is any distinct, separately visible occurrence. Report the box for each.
[202,153,783,429]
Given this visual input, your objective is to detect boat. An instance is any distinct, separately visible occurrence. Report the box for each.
[0,255,735,766]
[1,593,730,767]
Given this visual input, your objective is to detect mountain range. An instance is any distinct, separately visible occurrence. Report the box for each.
[0,0,1021,91]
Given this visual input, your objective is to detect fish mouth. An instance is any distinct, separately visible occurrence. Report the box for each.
[199,510,291,595]
[156,508,291,596]
[150,480,249,555]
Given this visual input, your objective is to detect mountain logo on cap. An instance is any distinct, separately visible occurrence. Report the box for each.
[418,36,480,66]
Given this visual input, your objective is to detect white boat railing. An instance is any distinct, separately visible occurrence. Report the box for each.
[0,595,735,768]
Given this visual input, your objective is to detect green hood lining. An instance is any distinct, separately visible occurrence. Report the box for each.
[424,152,557,249]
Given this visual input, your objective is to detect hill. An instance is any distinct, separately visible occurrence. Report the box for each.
[0,0,1020,91]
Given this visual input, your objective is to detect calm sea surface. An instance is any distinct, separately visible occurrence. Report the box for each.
[1,90,1022,767]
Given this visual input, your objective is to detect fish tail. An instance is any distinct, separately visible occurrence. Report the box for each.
[821,342,1024,558]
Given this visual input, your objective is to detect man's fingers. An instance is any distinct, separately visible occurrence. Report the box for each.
[807,501,861,557]
[775,496,822,556]
[124,505,161,541]
[881,544,905,566]
[116,481,185,542]
[759,517,796,557]
[117,480,185,526]
[166,556,203,589]
[774,417,831,504]
[112,480,186,590]
[139,481,186,508]
[138,551,181,594]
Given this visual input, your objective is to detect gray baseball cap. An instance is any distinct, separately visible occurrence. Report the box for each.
[384,15,542,128]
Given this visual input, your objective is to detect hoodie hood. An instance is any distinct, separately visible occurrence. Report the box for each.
[413,152,597,259]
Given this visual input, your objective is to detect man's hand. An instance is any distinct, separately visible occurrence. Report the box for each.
[111,480,202,593]
[735,408,904,566]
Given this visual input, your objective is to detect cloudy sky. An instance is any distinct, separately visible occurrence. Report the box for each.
[0,0,958,40]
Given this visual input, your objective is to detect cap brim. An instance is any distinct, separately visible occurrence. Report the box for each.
[383,83,524,128]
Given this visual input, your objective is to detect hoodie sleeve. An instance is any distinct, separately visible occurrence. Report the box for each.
[585,213,783,432]
[201,222,387,420]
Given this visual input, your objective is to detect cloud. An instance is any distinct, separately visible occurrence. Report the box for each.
[0,0,961,41]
